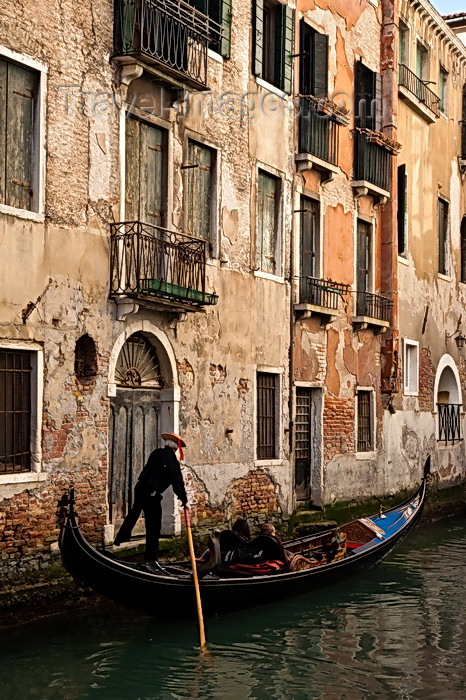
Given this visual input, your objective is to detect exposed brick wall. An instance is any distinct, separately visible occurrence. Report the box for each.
[418,348,435,412]
[323,396,355,463]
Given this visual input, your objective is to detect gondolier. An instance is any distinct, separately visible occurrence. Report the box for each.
[113,432,188,568]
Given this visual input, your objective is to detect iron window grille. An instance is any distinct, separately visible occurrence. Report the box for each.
[437,403,462,445]
[257,372,277,460]
[357,390,373,452]
[0,349,32,474]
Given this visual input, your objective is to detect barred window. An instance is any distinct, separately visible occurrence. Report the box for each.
[357,390,373,452]
[0,349,32,474]
[257,372,278,460]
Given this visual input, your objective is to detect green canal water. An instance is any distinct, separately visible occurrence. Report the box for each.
[1,516,466,700]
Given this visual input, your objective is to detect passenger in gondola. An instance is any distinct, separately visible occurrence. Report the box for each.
[113,432,188,572]
[218,517,252,551]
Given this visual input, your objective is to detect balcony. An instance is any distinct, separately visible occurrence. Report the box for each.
[296,96,344,182]
[110,221,218,318]
[294,276,350,326]
[352,129,392,202]
[113,0,222,90]
[352,291,393,333]
[398,64,440,123]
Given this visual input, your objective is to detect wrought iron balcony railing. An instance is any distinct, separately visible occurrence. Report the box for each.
[353,129,392,192]
[398,64,441,117]
[114,0,222,89]
[298,276,350,310]
[298,96,341,165]
[354,291,393,322]
[437,403,462,445]
[110,221,218,307]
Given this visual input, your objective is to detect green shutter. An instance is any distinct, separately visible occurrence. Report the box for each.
[397,164,407,255]
[187,141,212,241]
[125,117,140,221]
[6,63,36,211]
[220,0,232,58]
[274,5,294,93]
[254,0,264,78]
[0,60,7,204]
[313,32,328,98]
[140,123,164,227]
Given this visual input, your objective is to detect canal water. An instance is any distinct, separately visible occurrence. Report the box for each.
[1,515,466,700]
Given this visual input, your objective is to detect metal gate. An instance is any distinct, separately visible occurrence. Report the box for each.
[295,388,312,500]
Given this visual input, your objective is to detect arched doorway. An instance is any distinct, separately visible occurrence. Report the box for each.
[108,332,163,530]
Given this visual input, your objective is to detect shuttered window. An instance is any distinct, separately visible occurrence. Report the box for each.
[357,391,373,452]
[256,170,279,275]
[356,219,371,294]
[397,164,407,256]
[254,0,294,94]
[186,140,213,241]
[300,196,319,280]
[125,118,166,226]
[299,21,328,97]
[438,198,449,275]
[257,372,278,460]
[0,59,39,212]
[355,60,382,131]
[0,350,32,474]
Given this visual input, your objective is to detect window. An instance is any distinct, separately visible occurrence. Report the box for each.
[403,340,419,395]
[438,66,448,114]
[75,335,98,385]
[415,41,428,81]
[462,84,466,159]
[256,372,279,459]
[300,196,319,279]
[253,0,294,93]
[436,364,462,445]
[0,349,31,474]
[356,219,372,315]
[357,390,373,452]
[397,164,407,256]
[299,21,328,97]
[355,60,382,131]
[461,218,466,284]
[0,57,40,212]
[256,170,280,275]
[438,198,449,275]
[186,139,214,242]
[398,20,409,66]
[188,0,232,57]
[125,117,166,226]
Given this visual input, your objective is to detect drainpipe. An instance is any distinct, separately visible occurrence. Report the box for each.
[380,0,400,408]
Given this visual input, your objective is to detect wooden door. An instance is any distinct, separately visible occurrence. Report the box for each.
[295,388,312,500]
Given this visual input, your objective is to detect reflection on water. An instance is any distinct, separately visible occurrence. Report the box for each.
[1,517,466,699]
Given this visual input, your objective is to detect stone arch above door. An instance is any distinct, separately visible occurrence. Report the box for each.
[433,354,462,409]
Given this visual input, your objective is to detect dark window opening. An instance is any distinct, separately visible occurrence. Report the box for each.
[187,0,232,57]
[257,372,277,460]
[253,0,294,94]
[397,164,407,256]
[0,349,32,474]
[299,20,328,98]
[438,197,449,275]
[354,60,382,131]
[75,335,98,385]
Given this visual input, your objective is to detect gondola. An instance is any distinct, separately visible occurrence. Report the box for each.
[59,459,429,617]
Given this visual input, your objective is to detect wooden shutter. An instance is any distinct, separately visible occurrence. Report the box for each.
[6,63,36,211]
[300,196,318,279]
[357,220,371,294]
[0,60,7,204]
[253,0,264,77]
[274,5,294,94]
[313,31,328,98]
[140,122,164,227]
[208,0,232,58]
[355,60,376,129]
[125,117,140,221]
[462,83,466,159]
[257,171,277,275]
[397,164,407,255]
[187,140,212,241]
[373,71,383,131]
[299,20,312,95]
[438,198,448,275]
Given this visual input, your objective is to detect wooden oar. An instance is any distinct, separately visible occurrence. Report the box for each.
[184,505,207,650]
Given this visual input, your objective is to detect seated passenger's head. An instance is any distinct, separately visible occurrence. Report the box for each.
[259,522,276,537]
[232,518,250,540]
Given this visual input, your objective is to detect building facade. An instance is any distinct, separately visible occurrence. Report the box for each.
[0,0,465,579]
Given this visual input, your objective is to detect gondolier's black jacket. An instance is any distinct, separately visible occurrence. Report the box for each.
[137,446,187,505]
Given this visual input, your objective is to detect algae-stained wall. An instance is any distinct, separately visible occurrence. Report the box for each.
[292,0,401,505]
[0,0,294,577]
[388,0,466,488]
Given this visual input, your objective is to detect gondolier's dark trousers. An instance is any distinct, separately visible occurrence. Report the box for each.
[114,481,163,562]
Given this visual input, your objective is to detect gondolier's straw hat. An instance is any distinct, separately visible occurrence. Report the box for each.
[162,432,186,460]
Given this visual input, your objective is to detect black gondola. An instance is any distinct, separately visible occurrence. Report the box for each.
[59,461,429,617]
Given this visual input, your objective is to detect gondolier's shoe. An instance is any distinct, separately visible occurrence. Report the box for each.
[196,530,221,578]
[144,561,162,574]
